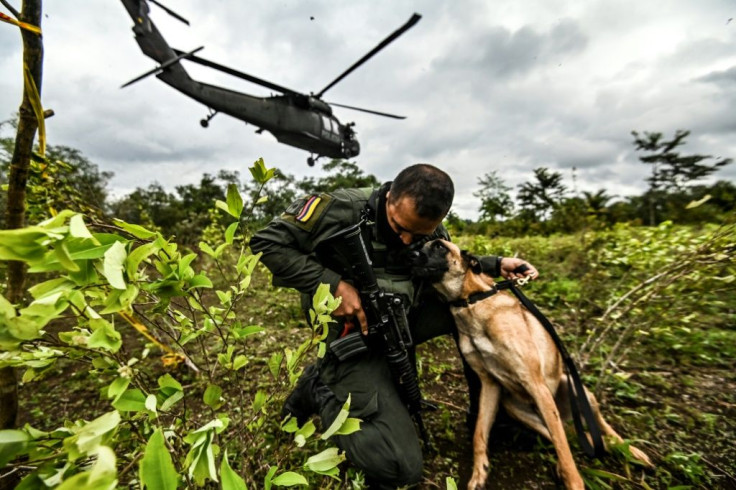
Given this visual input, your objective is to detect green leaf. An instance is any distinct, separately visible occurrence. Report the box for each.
[226,184,244,218]
[103,241,127,290]
[140,428,178,490]
[112,389,147,412]
[268,352,283,379]
[106,377,131,403]
[0,430,31,467]
[249,159,266,183]
[264,466,278,490]
[158,374,184,411]
[232,325,264,339]
[160,391,184,412]
[215,200,231,215]
[249,158,276,185]
[145,394,157,414]
[271,472,307,487]
[304,447,345,473]
[53,241,80,272]
[27,277,75,300]
[686,194,712,209]
[0,295,15,318]
[445,476,458,490]
[113,219,158,239]
[293,421,316,448]
[158,373,183,391]
[87,319,122,352]
[334,417,361,436]
[203,384,223,409]
[232,355,248,371]
[56,446,117,490]
[225,222,239,245]
[0,227,51,262]
[69,214,97,242]
[321,395,351,440]
[199,241,217,257]
[216,290,232,305]
[281,417,299,434]
[126,242,159,279]
[188,274,213,289]
[252,390,267,413]
[73,411,121,454]
[220,450,247,490]
[186,433,218,485]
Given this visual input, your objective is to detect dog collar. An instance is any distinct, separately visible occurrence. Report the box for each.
[448,280,516,308]
[448,286,498,307]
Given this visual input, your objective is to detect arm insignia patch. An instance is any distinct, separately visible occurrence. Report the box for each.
[295,195,322,222]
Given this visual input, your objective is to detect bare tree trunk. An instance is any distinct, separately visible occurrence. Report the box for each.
[1,0,44,432]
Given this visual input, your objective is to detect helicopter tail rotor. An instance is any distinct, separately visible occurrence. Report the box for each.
[121,46,204,88]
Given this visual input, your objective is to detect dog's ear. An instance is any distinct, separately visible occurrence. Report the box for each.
[461,250,483,274]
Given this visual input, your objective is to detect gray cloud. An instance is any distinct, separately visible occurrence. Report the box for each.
[1,0,734,220]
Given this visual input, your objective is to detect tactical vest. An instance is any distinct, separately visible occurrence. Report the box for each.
[359,187,421,308]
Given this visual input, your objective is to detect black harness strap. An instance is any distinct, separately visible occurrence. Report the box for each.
[505,281,606,458]
[451,278,606,458]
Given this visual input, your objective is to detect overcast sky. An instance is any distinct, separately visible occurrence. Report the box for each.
[1,0,734,219]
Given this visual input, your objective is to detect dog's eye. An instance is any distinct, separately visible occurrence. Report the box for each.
[431,241,445,250]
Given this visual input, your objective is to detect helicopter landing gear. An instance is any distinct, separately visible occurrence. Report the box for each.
[307,155,322,167]
[200,108,218,128]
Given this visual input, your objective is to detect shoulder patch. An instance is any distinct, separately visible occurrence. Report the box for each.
[281,193,333,232]
[295,195,322,222]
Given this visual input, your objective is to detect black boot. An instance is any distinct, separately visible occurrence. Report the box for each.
[282,363,331,426]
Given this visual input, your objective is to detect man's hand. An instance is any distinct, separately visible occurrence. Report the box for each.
[499,257,539,281]
[333,280,369,334]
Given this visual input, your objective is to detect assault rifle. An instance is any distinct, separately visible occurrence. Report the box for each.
[324,221,430,447]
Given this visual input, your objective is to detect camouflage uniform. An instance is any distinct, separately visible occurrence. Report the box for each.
[251,183,494,487]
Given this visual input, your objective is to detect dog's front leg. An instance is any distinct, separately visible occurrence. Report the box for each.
[468,372,501,490]
[526,379,585,490]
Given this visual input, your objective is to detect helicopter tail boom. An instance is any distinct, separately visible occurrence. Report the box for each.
[120,0,191,83]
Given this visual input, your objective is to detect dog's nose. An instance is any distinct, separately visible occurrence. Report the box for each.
[407,250,426,265]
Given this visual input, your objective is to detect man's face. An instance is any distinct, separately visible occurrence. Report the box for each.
[385,191,443,245]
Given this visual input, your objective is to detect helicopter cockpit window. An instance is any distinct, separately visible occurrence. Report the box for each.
[321,115,335,134]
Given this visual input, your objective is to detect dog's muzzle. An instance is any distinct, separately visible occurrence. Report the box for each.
[409,249,448,281]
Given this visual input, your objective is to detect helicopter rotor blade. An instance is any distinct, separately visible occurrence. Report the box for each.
[122,46,204,88]
[315,13,421,98]
[149,0,190,26]
[173,49,303,97]
[329,102,406,119]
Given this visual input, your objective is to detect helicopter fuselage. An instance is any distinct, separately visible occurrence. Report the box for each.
[121,0,360,160]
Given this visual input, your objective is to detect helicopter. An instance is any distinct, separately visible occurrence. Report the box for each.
[120,0,421,166]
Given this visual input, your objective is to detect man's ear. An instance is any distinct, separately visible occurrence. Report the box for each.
[461,250,482,274]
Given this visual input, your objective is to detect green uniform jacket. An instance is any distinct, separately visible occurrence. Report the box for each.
[250,185,451,304]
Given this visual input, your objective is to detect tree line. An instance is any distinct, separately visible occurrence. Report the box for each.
[1,121,733,246]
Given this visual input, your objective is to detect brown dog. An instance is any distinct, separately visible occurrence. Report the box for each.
[413,239,651,490]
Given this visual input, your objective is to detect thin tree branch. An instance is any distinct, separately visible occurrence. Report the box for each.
[0,0,20,18]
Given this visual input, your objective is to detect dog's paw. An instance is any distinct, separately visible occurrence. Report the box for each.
[629,445,653,467]
[467,465,489,490]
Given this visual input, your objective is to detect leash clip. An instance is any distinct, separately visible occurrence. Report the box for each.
[515,275,531,287]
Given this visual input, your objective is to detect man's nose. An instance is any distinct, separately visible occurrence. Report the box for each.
[399,232,413,245]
